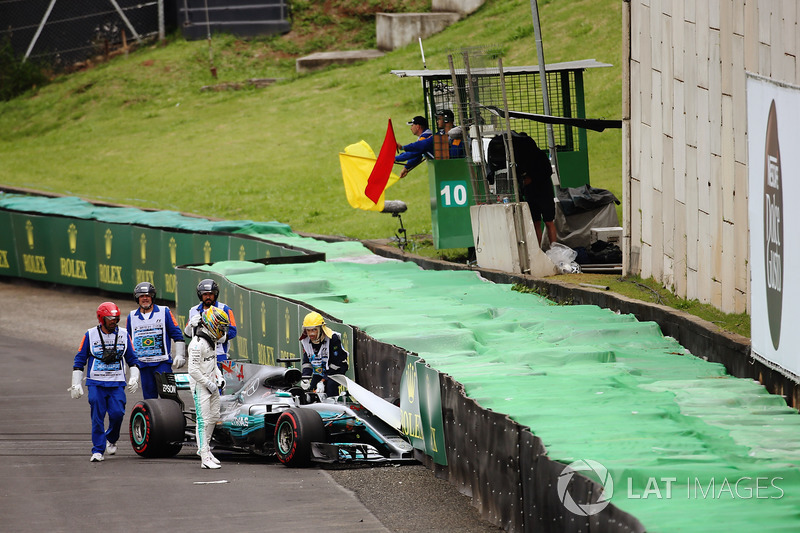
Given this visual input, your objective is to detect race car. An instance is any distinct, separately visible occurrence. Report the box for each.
[128,361,415,467]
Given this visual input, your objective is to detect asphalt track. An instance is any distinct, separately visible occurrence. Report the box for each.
[0,279,502,533]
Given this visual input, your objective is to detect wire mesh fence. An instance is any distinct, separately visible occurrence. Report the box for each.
[0,0,161,70]
[438,46,585,205]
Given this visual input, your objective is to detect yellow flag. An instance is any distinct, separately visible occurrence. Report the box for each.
[339,140,400,212]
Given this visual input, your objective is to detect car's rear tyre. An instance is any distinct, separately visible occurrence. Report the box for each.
[274,408,325,467]
[129,399,185,458]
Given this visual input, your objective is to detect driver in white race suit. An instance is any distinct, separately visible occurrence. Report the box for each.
[299,312,349,398]
[187,306,230,469]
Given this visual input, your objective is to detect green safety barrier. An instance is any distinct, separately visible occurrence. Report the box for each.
[0,193,303,303]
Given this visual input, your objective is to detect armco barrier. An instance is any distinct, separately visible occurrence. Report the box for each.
[0,192,644,532]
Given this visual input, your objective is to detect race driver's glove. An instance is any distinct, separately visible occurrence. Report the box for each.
[172,341,186,369]
[205,380,218,394]
[300,377,311,390]
[214,367,226,391]
[126,366,140,394]
[69,370,84,399]
[184,314,201,338]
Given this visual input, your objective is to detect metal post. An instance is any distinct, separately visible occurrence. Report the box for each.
[204,0,217,78]
[108,0,142,43]
[529,0,560,183]
[463,52,489,185]
[498,58,530,272]
[23,0,57,62]
[448,54,479,191]
[497,58,520,203]
[158,0,165,41]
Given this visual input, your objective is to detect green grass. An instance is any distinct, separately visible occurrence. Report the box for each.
[0,0,622,241]
[514,274,751,338]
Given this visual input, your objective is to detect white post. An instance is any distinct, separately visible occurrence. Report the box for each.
[158,0,165,41]
[108,0,142,43]
[529,0,560,184]
[23,0,57,62]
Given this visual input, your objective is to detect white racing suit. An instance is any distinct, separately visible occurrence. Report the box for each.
[187,330,220,459]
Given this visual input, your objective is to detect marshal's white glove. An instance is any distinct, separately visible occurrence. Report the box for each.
[300,378,311,390]
[214,367,226,391]
[172,342,186,369]
[316,380,325,394]
[127,366,140,394]
[69,370,84,399]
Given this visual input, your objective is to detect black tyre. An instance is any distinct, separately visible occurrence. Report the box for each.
[129,399,185,458]
[274,408,325,467]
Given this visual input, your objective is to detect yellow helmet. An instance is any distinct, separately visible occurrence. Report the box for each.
[302,312,333,339]
[202,306,230,340]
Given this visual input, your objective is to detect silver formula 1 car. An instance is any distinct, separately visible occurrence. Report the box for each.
[128,361,415,467]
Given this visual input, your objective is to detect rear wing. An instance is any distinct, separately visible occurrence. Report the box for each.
[154,372,188,410]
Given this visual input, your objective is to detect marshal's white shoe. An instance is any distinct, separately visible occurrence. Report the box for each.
[90,452,104,462]
[106,440,117,455]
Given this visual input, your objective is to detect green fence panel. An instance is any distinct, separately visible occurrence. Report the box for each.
[132,227,163,293]
[160,230,195,303]
[230,236,256,262]
[11,213,57,282]
[401,354,426,452]
[260,241,282,258]
[54,218,97,287]
[0,210,18,277]
[94,223,132,292]
[277,299,302,364]
[193,233,230,265]
[417,362,447,465]
[229,283,252,361]
[250,292,280,366]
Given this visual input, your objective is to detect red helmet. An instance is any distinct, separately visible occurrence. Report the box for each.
[96,302,121,324]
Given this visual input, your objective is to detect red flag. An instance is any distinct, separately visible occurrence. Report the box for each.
[364,119,397,204]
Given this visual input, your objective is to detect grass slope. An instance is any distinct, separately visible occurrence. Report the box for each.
[0,0,622,241]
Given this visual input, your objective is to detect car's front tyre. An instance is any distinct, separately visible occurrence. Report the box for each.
[274,409,325,467]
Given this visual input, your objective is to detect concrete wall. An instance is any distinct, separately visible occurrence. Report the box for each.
[376,12,461,51]
[432,0,484,15]
[623,1,800,314]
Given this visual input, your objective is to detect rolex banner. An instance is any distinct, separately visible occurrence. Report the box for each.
[400,354,447,465]
[747,74,800,376]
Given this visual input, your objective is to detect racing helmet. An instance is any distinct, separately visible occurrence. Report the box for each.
[133,281,157,303]
[435,109,455,124]
[96,301,121,324]
[196,278,219,301]
[302,311,333,340]
[201,306,230,340]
